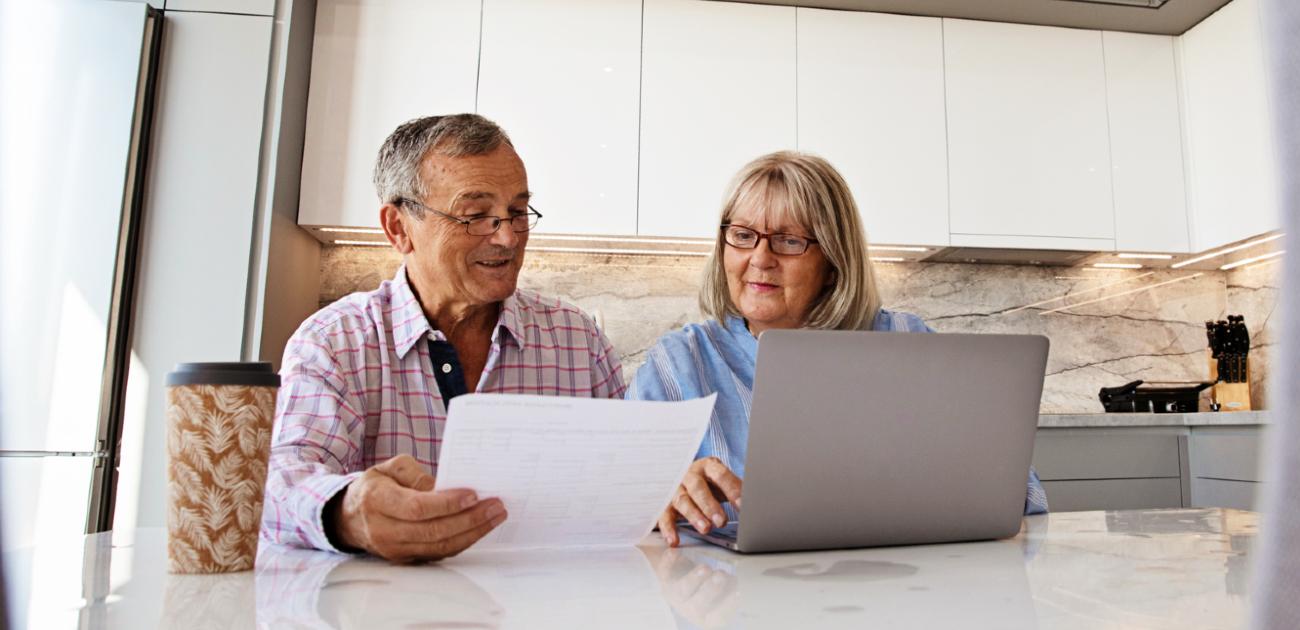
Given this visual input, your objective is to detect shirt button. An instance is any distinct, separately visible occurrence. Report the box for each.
[441,363,452,374]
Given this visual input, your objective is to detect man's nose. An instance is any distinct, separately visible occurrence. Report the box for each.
[487,219,520,248]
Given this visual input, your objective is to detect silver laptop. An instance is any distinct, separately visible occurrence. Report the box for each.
[681,330,1049,553]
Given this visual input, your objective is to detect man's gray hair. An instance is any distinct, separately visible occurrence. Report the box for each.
[372,113,513,214]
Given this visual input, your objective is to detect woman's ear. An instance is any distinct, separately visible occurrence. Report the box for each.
[824,267,838,287]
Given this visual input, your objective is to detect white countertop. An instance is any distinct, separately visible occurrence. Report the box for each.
[5,508,1256,629]
[1039,410,1268,428]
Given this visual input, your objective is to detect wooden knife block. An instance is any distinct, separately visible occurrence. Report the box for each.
[1208,350,1252,412]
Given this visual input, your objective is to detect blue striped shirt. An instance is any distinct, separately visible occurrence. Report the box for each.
[629,310,1049,515]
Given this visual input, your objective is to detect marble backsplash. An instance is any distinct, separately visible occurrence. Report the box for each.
[317,246,1281,413]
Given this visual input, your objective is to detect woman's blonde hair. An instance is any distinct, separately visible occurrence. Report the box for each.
[699,151,882,330]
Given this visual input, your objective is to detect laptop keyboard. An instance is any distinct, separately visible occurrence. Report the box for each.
[712,522,739,541]
[680,521,739,541]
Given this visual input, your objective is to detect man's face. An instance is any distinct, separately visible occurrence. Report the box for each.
[400,144,531,311]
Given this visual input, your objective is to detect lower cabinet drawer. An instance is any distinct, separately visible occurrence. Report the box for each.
[1190,427,1265,482]
[1041,478,1184,512]
[1191,478,1259,510]
[1033,429,1182,480]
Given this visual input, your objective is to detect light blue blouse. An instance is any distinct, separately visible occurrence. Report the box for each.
[629,310,1049,515]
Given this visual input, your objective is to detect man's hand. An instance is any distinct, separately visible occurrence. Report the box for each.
[656,456,742,547]
[331,454,507,562]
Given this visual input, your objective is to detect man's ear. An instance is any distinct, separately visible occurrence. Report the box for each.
[380,203,414,254]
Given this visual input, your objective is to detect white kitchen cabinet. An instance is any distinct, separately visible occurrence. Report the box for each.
[298,0,481,229]
[638,0,796,238]
[478,0,641,236]
[1178,0,1280,252]
[944,19,1115,251]
[796,9,949,247]
[1104,32,1191,254]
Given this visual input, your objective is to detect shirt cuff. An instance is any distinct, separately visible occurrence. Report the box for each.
[297,471,364,553]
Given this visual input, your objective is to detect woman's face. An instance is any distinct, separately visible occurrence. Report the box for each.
[723,195,832,337]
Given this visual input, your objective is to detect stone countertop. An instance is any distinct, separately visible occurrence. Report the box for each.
[8,509,1258,629]
[1039,410,1268,428]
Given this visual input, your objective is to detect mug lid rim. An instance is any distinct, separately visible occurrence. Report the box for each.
[166,362,280,387]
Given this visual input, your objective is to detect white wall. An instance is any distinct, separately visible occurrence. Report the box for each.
[246,0,324,371]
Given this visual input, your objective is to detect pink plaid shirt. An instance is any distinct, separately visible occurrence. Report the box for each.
[261,265,626,551]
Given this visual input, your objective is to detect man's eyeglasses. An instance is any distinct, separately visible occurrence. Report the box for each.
[398,198,543,236]
[720,224,818,256]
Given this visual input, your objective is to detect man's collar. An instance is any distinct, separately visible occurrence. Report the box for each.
[392,265,526,359]
[495,292,525,350]
[392,265,433,359]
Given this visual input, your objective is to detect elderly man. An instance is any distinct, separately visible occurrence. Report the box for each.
[262,114,626,561]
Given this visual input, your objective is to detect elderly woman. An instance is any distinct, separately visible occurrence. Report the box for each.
[630,151,1048,546]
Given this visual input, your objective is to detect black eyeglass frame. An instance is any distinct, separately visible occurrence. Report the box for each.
[398,197,543,236]
[719,223,819,256]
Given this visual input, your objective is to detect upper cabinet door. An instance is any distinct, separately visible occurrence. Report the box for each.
[944,19,1115,251]
[1179,0,1280,252]
[298,0,482,229]
[797,9,949,248]
[639,0,796,238]
[1103,32,1190,254]
[478,0,641,236]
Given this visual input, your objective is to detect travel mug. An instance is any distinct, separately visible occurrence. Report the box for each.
[165,362,280,573]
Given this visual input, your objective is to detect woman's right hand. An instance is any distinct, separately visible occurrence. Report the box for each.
[644,546,740,627]
[657,456,743,547]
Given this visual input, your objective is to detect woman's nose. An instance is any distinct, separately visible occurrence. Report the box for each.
[748,238,778,267]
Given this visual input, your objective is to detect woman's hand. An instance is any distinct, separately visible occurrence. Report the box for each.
[657,456,743,546]
[644,545,740,627]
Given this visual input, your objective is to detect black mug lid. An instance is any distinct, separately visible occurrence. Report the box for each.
[166,362,281,387]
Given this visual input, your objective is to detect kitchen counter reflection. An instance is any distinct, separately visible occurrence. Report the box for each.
[6,508,1256,629]
[642,534,1037,628]
[256,544,672,628]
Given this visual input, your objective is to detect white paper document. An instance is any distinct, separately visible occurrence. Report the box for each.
[433,393,716,550]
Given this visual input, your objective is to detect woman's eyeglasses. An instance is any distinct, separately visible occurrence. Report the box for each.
[720,224,818,256]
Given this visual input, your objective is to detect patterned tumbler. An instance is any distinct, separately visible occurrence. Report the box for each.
[165,362,280,573]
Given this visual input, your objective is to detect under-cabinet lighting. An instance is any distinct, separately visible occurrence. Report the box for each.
[869,246,929,253]
[1116,253,1174,260]
[320,227,384,235]
[1005,272,1155,315]
[1061,0,1168,7]
[333,239,389,247]
[1171,234,1285,269]
[527,246,709,257]
[871,257,907,263]
[1092,263,1143,269]
[1220,250,1285,271]
[1040,273,1203,315]
[534,234,710,246]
